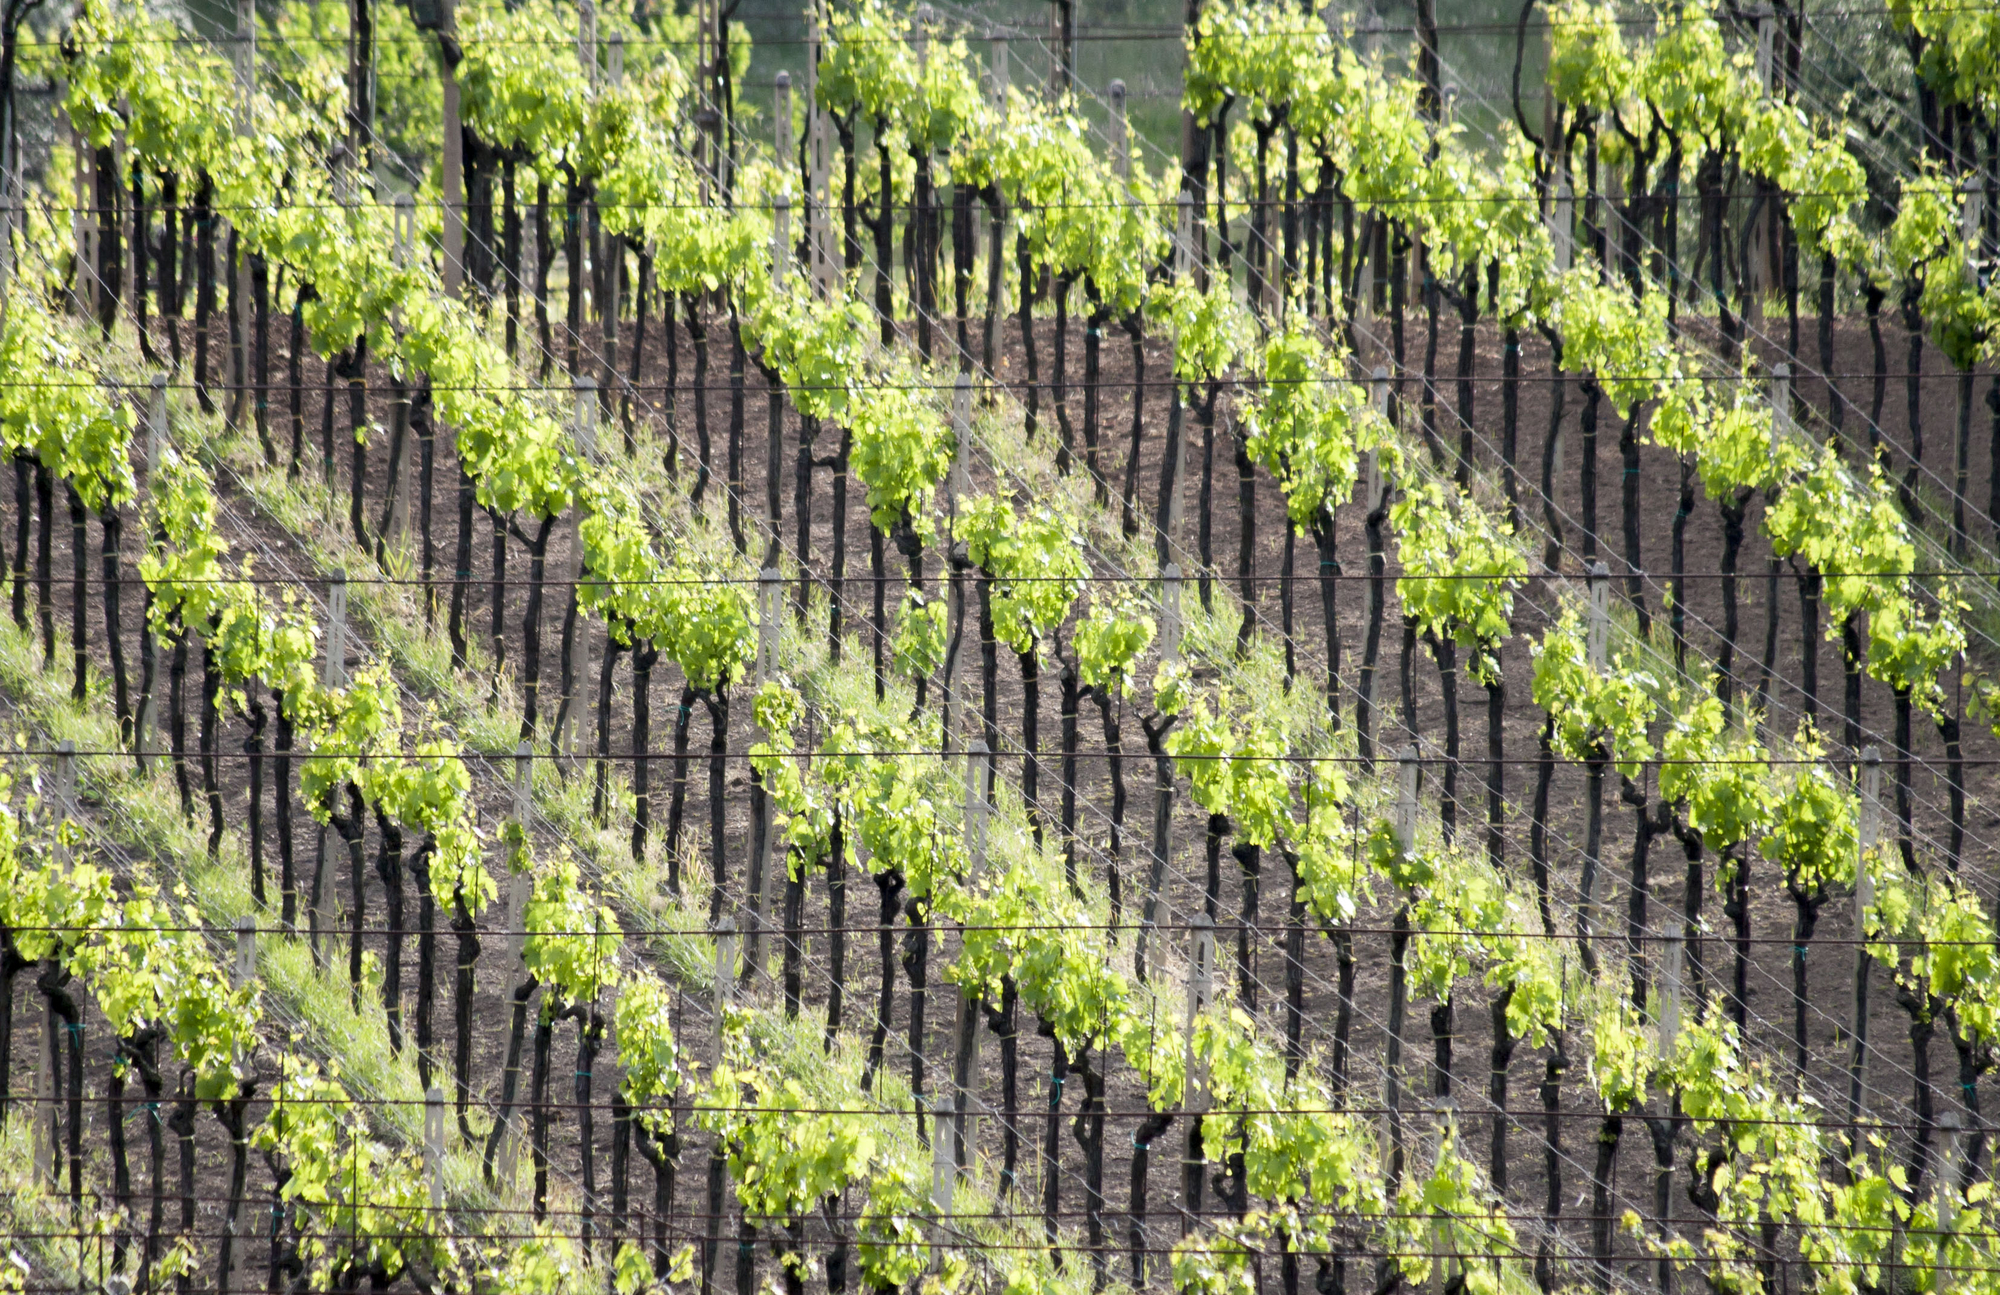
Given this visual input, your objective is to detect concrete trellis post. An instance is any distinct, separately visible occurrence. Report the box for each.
[1163,259,1190,554]
[1936,1111,1964,1295]
[52,739,75,869]
[1161,563,1183,666]
[32,742,78,1186]
[989,33,1008,115]
[505,739,536,970]
[1429,1096,1456,1295]
[774,71,792,170]
[322,571,348,689]
[949,738,991,1171]
[741,570,783,975]
[232,0,255,419]
[147,373,169,476]
[137,380,163,764]
[1550,161,1575,273]
[807,17,835,298]
[1365,367,1392,512]
[1963,176,1984,285]
[1183,916,1214,1108]
[949,374,973,506]
[1137,688,1182,982]
[560,382,598,760]
[1179,915,1214,1241]
[1658,933,1683,1056]
[234,915,257,987]
[712,916,737,1067]
[602,229,622,423]
[425,1086,447,1211]
[1395,745,1420,854]
[512,738,534,830]
[1109,80,1130,186]
[772,194,791,291]
[1587,561,1611,671]
[1847,746,1882,1142]
[1771,362,1793,437]
[494,741,535,1196]
[938,377,974,756]
[1754,4,1777,94]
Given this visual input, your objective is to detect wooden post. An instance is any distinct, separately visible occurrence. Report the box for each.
[1161,563,1183,665]
[323,571,348,688]
[1771,362,1793,437]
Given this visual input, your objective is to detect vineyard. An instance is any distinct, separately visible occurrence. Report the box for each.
[0,0,1991,1290]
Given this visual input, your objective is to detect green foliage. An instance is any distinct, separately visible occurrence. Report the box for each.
[1392,480,1527,682]
[1758,725,1856,899]
[890,589,946,682]
[1529,606,1659,775]
[524,851,623,1005]
[847,367,953,532]
[1244,323,1374,530]
[1073,595,1154,699]
[1658,694,1771,851]
[956,494,1087,654]
[0,297,136,514]
[615,972,682,1137]
[256,1056,442,1289]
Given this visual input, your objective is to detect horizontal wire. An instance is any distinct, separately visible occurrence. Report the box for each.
[10,1176,1986,1238]
[6,747,1967,764]
[18,188,1985,214]
[7,368,1994,390]
[6,920,1976,950]
[9,568,1998,585]
[10,7,1972,49]
[43,1086,1992,1137]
